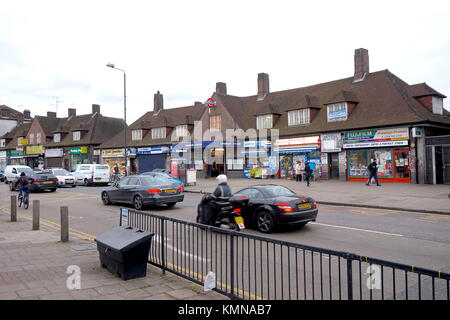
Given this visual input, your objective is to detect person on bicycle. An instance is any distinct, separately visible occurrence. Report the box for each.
[17,172,30,198]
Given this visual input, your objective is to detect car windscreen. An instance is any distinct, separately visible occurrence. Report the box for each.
[140,176,172,186]
[17,168,34,175]
[263,185,296,197]
[53,169,69,175]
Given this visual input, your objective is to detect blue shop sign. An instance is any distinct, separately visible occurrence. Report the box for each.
[137,146,170,155]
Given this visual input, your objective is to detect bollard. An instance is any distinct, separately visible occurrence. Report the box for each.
[10,195,17,222]
[32,200,40,230]
[60,206,69,242]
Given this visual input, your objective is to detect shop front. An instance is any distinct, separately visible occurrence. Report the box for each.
[320,133,345,180]
[274,136,321,179]
[25,145,45,169]
[69,147,90,171]
[343,127,411,183]
[0,151,7,171]
[45,148,64,168]
[136,146,170,174]
[101,149,126,175]
[242,140,275,179]
[8,150,25,166]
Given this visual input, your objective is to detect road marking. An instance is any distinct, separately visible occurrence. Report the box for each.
[309,222,404,237]
[152,236,211,264]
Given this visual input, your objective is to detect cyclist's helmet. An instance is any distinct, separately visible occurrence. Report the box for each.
[20,172,26,177]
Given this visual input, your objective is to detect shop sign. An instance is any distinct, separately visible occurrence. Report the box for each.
[275,136,320,147]
[137,146,169,155]
[26,145,44,155]
[321,133,342,152]
[243,140,271,148]
[19,138,29,146]
[205,98,216,108]
[328,109,348,121]
[101,149,125,158]
[45,148,64,158]
[7,150,24,157]
[93,149,101,156]
[343,127,409,149]
[70,147,89,155]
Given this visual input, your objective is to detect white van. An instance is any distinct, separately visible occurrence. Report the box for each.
[73,164,110,186]
[4,165,34,190]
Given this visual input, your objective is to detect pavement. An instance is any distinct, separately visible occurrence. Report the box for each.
[184,177,450,215]
[0,207,227,300]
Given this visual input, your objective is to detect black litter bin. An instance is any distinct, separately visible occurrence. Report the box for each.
[95,226,154,280]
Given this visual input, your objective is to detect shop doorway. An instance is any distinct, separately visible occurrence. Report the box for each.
[328,153,339,180]
[210,148,225,177]
[434,146,450,184]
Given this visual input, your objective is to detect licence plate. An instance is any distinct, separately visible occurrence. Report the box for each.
[299,203,311,209]
[95,178,102,181]
[164,189,176,193]
[234,216,245,229]
[44,181,53,184]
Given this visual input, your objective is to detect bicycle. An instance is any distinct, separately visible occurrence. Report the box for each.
[110,173,121,184]
[18,186,30,210]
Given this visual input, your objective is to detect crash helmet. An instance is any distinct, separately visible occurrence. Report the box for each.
[216,174,228,184]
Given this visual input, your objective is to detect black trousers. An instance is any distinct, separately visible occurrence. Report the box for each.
[305,176,311,186]
[367,173,379,185]
[296,174,302,182]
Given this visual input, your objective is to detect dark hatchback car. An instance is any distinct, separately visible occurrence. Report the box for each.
[101,174,184,210]
[11,170,58,192]
[234,184,318,233]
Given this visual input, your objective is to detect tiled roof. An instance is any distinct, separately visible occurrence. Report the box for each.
[410,83,446,98]
[0,122,32,151]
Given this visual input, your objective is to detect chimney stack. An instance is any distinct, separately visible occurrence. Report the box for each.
[68,108,76,117]
[47,111,57,118]
[23,109,31,119]
[353,48,369,82]
[92,104,100,114]
[257,73,270,101]
[194,101,203,107]
[216,82,227,95]
[154,91,164,113]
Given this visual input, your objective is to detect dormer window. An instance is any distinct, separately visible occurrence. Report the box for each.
[54,133,61,143]
[17,137,24,146]
[257,114,273,129]
[73,131,81,141]
[327,103,348,122]
[0,139,5,147]
[151,127,166,139]
[175,125,188,137]
[288,109,310,126]
[132,129,142,141]
[432,96,444,115]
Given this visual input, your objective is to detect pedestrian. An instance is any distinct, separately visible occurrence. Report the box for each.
[366,160,381,186]
[304,162,312,187]
[295,161,302,182]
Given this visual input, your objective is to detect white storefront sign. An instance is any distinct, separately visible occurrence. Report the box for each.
[321,133,342,152]
[45,148,64,158]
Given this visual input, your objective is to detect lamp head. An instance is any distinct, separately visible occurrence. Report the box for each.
[106,63,115,68]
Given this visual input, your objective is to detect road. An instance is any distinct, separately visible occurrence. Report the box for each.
[1,183,449,271]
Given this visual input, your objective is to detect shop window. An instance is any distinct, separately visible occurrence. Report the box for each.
[152,127,166,139]
[369,149,393,177]
[210,115,221,131]
[54,133,61,143]
[73,131,81,141]
[348,149,394,178]
[327,103,348,122]
[394,150,410,178]
[348,150,369,177]
[132,129,142,141]
[257,114,273,129]
[288,109,310,126]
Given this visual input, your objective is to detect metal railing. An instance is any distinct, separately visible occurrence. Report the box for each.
[120,208,450,300]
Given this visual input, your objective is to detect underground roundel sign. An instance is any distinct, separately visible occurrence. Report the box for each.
[205,98,216,108]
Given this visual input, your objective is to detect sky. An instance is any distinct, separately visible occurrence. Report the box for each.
[1,0,449,124]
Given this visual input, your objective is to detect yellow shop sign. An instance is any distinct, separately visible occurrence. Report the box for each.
[26,145,45,155]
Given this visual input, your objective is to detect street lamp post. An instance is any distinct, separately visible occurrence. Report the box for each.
[106,63,128,176]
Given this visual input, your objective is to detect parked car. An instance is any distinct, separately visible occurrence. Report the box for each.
[142,170,184,187]
[73,164,110,186]
[234,184,318,233]
[101,174,184,210]
[46,168,76,187]
[9,169,58,192]
[4,165,34,189]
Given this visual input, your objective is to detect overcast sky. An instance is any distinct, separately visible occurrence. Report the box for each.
[1,0,449,123]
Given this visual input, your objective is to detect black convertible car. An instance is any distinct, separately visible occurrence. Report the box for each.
[234,184,318,233]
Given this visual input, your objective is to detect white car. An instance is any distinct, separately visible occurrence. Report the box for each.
[73,164,110,186]
[4,165,34,190]
[47,168,76,188]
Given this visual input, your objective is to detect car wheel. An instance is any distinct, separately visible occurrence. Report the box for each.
[133,195,144,210]
[84,179,89,186]
[72,185,76,188]
[256,211,276,233]
[166,202,176,209]
[50,188,57,192]
[102,192,111,205]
